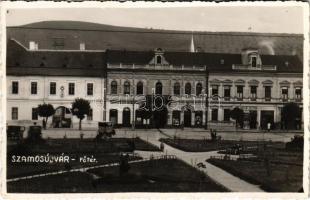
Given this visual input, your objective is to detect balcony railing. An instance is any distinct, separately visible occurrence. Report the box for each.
[106,94,303,104]
[232,64,277,71]
[107,63,206,71]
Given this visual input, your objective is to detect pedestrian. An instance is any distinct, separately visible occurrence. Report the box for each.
[160,142,164,151]
[267,122,271,132]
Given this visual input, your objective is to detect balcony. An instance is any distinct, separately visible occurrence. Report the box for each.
[282,95,288,102]
[107,63,206,71]
[232,64,277,71]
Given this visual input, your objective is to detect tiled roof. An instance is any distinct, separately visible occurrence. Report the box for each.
[8,21,303,60]
[6,39,106,77]
[107,50,303,73]
[7,39,303,76]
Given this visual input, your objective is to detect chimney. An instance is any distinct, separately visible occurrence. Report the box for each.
[80,42,85,50]
[29,41,38,50]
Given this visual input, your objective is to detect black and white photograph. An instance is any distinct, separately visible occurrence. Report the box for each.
[1,1,309,197]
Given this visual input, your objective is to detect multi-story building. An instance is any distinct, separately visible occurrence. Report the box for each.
[105,48,303,130]
[6,39,106,128]
[6,21,304,130]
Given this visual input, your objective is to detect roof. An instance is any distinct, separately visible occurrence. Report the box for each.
[7,21,303,60]
[6,39,106,77]
[7,39,303,76]
[107,50,303,73]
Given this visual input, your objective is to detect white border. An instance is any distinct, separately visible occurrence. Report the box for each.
[0,1,309,200]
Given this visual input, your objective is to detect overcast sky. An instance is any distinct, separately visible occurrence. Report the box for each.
[6,5,304,33]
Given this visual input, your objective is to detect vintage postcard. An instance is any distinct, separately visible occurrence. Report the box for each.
[0,1,309,199]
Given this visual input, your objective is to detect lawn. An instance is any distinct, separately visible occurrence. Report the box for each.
[159,138,283,152]
[207,149,303,192]
[7,137,160,178]
[7,159,229,193]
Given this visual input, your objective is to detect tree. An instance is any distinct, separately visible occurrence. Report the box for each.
[71,98,91,130]
[37,103,55,129]
[282,102,301,130]
[230,107,244,128]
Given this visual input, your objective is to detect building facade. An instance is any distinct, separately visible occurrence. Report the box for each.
[105,48,303,130]
[6,22,304,130]
[6,39,106,128]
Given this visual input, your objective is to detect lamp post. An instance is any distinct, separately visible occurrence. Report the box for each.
[205,67,209,130]
[132,72,135,130]
[132,94,135,130]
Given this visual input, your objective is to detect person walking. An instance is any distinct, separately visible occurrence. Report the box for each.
[267,122,271,132]
[160,142,165,151]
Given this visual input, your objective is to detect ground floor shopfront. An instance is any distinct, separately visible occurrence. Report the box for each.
[7,100,303,131]
[106,102,303,130]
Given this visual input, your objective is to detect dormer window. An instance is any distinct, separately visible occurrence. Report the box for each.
[156,56,162,65]
[251,56,257,67]
[285,61,289,67]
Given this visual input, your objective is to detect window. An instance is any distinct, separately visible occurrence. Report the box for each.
[196,83,202,96]
[12,81,18,94]
[237,86,243,99]
[224,86,230,100]
[211,109,218,121]
[265,86,271,101]
[68,83,75,95]
[32,108,38,120]
[31,82,37,95]
[111,81,118,94]
[224,109,230,121]
[295,87,302,100]
[87,83,93,96]
[155,82,163,95]
[87,109,93,120]
[281,87,288,101]
[12,107,18,120]
[53,38,65,49]
[251,56,257,67]
[211,85,218,96]
[50,82,56,95]
[136,82,143,95]
[156,56,162,64]
[174,82,181,95]
[185,83,191,95]
[250,86,257,100]
[124,81,130,95]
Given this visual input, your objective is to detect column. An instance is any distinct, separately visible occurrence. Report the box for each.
[243,110,250,129]
[167,110,172,126]
[191,111,195,126]
[202,111,206,125]
[256,109,261,130]
[118,110,122,125]
[180,111,184,125]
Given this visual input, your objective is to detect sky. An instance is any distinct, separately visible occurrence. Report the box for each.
[6,5,304,34]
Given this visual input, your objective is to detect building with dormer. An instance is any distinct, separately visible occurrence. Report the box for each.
[6,21,304,130]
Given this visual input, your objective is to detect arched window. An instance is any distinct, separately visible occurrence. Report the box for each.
[156,56,162,64]
[185,82,191,95]
[174,82,180,95]
[124,81,130,95]
[111,81,118,94]
[136,81,143,95]
[196,83,202,96]
[155,82,163,95]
